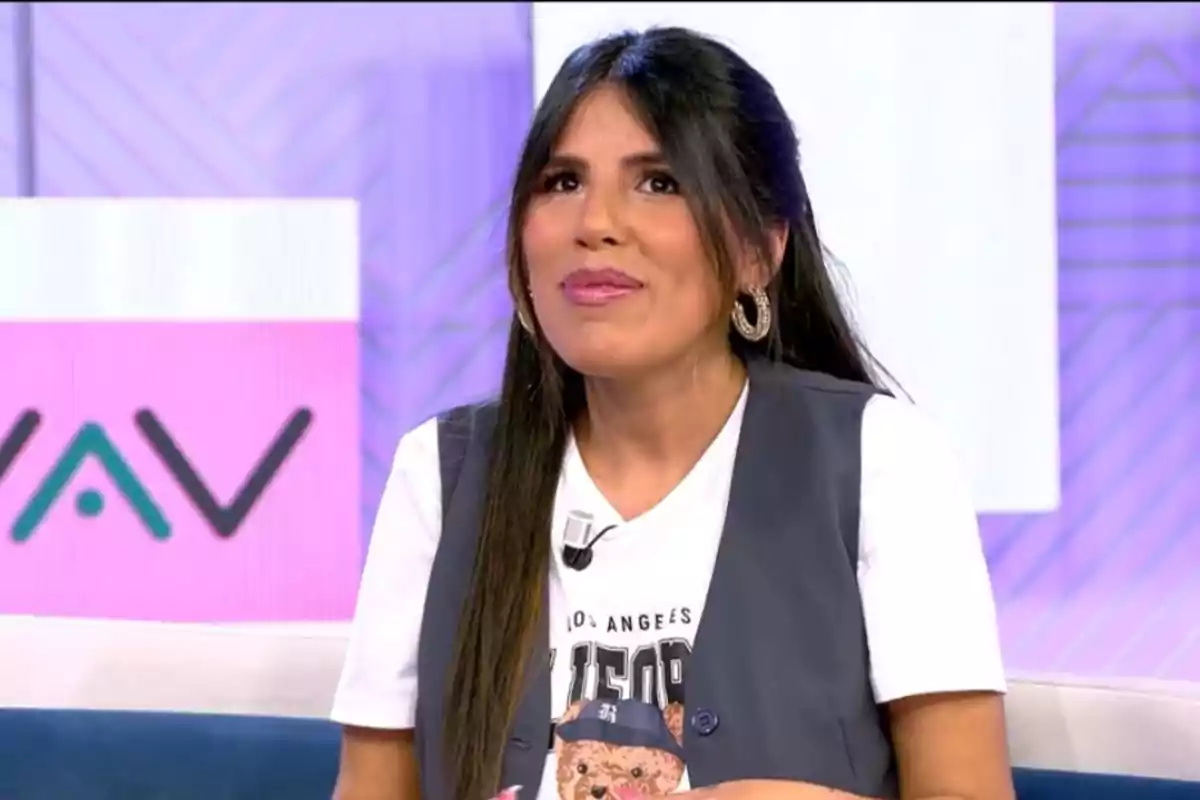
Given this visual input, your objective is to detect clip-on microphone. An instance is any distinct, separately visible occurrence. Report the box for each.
[561,510,618,571]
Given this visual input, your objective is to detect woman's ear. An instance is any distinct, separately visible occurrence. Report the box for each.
[767,223,788,277]
[737,223,789,290]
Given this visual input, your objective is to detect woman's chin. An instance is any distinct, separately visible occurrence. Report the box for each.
[552,340,659,381]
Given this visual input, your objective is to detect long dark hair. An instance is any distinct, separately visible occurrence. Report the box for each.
[443,27,885,800]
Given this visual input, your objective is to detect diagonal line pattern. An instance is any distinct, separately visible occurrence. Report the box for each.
[987,307,1174,572]
[993,2,1200,680]
[24,3,535,544]
[1101,531,1200,676]
[1047,399,1200,672]
[1003,317,1200,658]
[1152,626,1200,680]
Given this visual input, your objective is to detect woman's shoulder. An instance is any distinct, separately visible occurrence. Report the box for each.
[435,398,501,446]
[749,356,880,398]
[859,394,979,547]
[861,393,964,470]
[388,414,442,471]
[389,398,501,471]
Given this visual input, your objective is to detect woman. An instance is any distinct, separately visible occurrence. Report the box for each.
[331,26,1013,800]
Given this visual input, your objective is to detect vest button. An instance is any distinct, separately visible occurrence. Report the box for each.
[691,709,719,736]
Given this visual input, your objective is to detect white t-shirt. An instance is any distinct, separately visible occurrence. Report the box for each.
[331,388,1007,800]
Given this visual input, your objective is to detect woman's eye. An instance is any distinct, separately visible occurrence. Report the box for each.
[541,171,581,193]
[640,171,680,195]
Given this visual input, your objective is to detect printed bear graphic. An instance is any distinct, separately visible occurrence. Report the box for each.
[554,698,686,800]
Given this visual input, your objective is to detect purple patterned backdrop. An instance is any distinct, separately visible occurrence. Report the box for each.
[980,2,1200,681]
[3,2,1200,679]
[0,3,16,194]
[7,2,531,539]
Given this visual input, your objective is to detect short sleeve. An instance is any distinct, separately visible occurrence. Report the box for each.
[856,394,1007,704]
[330,417,443,729]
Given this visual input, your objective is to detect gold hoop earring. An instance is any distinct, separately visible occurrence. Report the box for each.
[731,287,772,342]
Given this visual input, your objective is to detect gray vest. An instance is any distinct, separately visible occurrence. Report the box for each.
[414,357,898,800]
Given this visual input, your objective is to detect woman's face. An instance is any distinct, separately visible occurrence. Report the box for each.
[521,85,727,379]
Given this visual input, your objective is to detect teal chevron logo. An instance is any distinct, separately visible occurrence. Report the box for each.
[12,422,169,542]
[0,408,313,543]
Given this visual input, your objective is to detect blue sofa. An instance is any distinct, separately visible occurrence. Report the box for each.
[1,709,1197,800]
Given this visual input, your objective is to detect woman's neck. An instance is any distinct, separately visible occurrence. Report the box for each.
[575,345,747,473]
